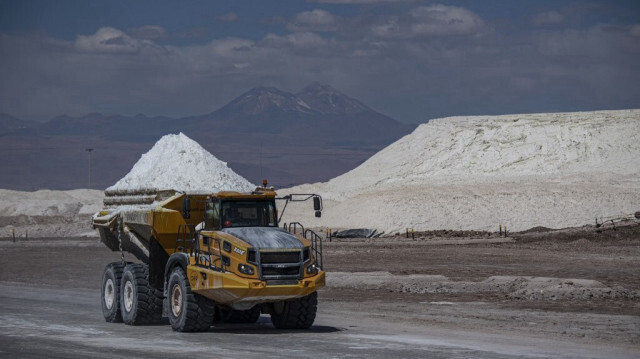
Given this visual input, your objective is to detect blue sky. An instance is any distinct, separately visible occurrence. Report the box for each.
[1,0,639,122]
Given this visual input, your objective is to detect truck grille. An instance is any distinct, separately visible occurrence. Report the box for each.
[259,250,302,281]
[262,266,301,276]
[260,251,300,264]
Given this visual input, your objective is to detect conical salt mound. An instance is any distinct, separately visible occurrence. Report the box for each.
[107,133,255,193]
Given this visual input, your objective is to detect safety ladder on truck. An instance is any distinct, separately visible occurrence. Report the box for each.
[175,224,226,272]
[283,222,324,270]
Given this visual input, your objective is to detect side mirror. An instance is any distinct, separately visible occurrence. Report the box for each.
[313,196,321,211]
[182,196,191,219]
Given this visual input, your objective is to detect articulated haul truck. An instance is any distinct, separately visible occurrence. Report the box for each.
[93,182,324,332]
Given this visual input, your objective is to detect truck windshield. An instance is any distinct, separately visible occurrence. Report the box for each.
[221,200,277,228]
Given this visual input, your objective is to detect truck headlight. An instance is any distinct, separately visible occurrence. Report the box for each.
[306,263,319,275]
[238,263,254,275]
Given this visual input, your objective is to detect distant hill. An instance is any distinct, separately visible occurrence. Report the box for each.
[0,113,32,135]
[0,83,417,190]
[192,83,414,147]
[25,113,182,141]
[297,82,371,114]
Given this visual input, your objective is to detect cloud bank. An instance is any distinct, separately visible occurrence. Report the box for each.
[0,4,638,122]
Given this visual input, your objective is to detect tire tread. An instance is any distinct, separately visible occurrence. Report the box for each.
[101,262,124,323]
[270,292,317,329]
[121,263,164,325]
[168,267,214,332]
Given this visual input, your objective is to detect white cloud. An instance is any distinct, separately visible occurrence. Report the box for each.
[369,5,485,39]
[288,9,340,32]
[204,37,254,56]
[409,5,485,36]
[371,17,400,38]
[261,32,329,49]
[532,11,565,26]
[75,27,141,53]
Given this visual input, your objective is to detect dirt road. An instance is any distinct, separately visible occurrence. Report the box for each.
[0,229,638,358]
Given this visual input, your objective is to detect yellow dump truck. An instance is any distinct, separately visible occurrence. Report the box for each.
[92,182,324,332]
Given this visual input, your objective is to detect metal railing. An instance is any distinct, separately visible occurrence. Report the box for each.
[304,229,324,269]
[284,222,305,235]
[174,224,226,272]
[283,222,324,270]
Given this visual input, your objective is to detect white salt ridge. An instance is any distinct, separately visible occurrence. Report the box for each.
[107,133,254,193]
[301,110,640,200]
[281,110,640,233]
[0,189,103,216]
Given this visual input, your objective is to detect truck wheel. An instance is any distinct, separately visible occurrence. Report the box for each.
[167,267,214,332]
[120,263,164,325]
[270,292,317,329]
[101,262,124,323]
[216,306,261,324]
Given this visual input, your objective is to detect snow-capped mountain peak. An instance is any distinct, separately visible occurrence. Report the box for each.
[297,82,371,114]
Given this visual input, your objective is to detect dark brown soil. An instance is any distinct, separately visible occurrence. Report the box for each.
[1,221,638,318]
[320,221,640,315]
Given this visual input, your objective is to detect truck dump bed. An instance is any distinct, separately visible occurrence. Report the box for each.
[92,188,205,262]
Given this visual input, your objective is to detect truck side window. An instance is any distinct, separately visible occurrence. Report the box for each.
[204,200,221,229]
[267,202,276,226]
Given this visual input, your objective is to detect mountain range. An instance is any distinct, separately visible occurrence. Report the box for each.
[0,83,417,190]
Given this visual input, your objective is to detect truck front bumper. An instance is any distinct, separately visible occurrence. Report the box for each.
[187,265,325,308]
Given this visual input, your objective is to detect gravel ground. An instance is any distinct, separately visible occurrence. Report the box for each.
[0,222,639,356]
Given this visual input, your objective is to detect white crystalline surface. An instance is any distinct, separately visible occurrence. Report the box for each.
[281,110,640,233]
[0,189,103,216]
[107,133,254,193]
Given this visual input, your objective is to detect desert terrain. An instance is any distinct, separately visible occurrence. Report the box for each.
[1,220,638,358]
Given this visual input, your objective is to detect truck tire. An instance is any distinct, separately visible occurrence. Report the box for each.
[270,291,317,329]
[101,262,124,323]
[120,263,164,325]
[167,267,214,332]
[216,306,261,324]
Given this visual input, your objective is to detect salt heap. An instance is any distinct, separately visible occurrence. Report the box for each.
[108,133,254,193]
[281,109,640,233]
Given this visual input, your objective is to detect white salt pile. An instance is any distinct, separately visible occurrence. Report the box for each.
[0,189,104,238]
[107,133,254,193]
[0,189,103,216]
[281,109,640,233]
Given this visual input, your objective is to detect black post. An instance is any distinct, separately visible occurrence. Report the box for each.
[85,148,94,189]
